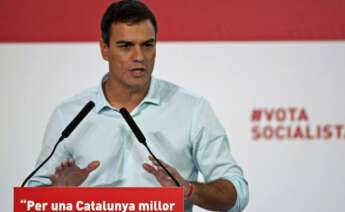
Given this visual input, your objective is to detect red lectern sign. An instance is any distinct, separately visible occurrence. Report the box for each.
[14,187,184,212]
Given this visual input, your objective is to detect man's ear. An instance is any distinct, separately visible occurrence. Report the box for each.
[100,39,109,61]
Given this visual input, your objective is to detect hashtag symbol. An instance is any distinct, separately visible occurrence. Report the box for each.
[251,109,261,122]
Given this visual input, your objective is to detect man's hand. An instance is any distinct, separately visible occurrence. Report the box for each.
[49,159,100,186]
[142,156,191,196]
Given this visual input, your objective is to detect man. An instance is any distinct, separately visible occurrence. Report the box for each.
[29,1,249,211]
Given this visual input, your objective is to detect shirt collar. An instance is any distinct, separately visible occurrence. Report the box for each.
[95,73,161,113]
[142,76,160,105]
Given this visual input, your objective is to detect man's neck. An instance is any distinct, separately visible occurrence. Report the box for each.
[103,78,150,112]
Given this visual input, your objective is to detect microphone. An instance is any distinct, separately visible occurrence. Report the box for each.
[119,108,147,146]
[119,108,180,187]
[21,101,95,187]
[61,101,95,138]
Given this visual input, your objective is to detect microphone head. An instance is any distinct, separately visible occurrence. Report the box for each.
[119,107,147,146]
[61,101,95,138]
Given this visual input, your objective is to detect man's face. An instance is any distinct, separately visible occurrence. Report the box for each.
[100,20,156,91]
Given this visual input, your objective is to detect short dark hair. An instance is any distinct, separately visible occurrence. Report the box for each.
[101,0,158,46]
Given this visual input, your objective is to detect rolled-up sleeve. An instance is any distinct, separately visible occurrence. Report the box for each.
[191,98,249,211]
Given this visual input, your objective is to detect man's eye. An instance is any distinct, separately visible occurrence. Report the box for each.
[119,44,131,49]
[143,43,154,48]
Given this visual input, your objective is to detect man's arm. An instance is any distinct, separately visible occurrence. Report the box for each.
[143,156,237,211]
[144,97,249,211]
[28,106,100,187]
[27,107,71,186]
[188,179,237,211]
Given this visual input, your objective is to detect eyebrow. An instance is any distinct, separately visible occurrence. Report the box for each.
[142,38,156,44]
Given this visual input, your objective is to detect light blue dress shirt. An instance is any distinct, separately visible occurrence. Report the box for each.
[29,74,249,211]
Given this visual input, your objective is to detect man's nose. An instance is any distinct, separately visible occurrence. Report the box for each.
[132,46,144,62]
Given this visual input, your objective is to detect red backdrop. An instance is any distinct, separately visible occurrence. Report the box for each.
[1,0,345,42]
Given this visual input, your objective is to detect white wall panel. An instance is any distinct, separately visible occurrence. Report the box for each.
[1,42,344,211]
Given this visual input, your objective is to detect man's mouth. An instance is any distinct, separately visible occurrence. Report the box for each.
[130,68,145,71]
[130,68,146,77]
